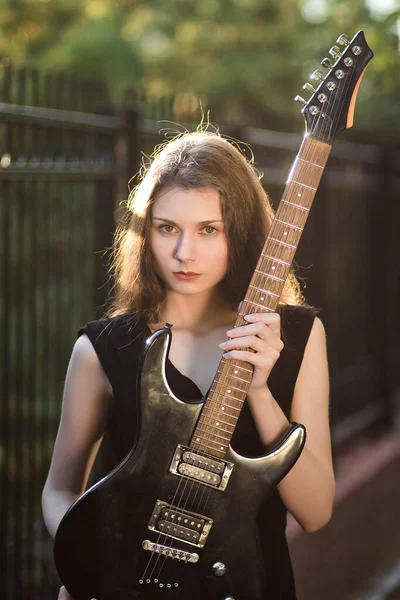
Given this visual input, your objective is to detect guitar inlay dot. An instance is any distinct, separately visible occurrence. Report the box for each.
[228,390,231,393]
[234,370,238,374]
[284,232,288,236]
[261,297,264,301]
[196,437,200,442]
[298,193,302,197]
[221,406,225,411]
[271,266,276,270]
[216,421,220,426]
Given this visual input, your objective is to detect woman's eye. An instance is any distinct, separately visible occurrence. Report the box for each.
[203,226,217,235]
[159,224,175,233]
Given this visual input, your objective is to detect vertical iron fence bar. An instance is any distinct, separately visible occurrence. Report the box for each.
[14,180,24,595]
[0,180,11,599]
[376,146,396,430]
[30,63,41,596]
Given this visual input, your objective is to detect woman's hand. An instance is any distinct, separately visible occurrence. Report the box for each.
[219,312,283,393]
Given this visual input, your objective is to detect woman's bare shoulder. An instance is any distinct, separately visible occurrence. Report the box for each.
[69,333,113,399]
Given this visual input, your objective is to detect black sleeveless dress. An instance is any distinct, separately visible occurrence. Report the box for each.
[78,304,318,600]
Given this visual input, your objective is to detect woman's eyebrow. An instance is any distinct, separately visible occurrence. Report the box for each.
[152,217,223,226]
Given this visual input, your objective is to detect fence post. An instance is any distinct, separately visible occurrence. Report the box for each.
[115,105,141,222]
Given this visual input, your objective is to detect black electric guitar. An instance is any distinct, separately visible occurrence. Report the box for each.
[54,31,373,600]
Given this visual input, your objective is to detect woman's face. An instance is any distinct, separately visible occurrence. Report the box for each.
[150,186,228,296]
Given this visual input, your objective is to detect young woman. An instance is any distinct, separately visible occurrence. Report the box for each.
[42,131,335,600]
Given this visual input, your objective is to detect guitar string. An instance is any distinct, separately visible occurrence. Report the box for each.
[140,406,214,583]
[143,352,251,582]
[141,375,235,583]
[149,379,241,582]
[140,49,360,586]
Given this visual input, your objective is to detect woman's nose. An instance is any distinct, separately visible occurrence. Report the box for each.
[174,233,196,262]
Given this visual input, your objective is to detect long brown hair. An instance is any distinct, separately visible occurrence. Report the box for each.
[104,130,304,325]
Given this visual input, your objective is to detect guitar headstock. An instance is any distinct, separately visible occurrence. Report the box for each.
[295,31,374,143]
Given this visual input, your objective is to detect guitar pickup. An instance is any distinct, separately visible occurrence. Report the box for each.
[148,500,212,548]
[169,444,234,491]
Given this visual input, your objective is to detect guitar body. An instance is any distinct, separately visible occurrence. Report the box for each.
[54,327,305,600]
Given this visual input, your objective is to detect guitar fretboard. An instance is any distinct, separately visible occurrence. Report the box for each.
[190,136,332,459]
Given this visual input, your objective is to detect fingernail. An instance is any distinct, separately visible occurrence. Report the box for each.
[244,315,252,321]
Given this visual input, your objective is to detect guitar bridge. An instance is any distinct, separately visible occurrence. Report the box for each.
[169,444,234,491]
[148,500,212,548]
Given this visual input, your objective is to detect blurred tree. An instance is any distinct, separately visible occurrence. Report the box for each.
[0,0,398,135]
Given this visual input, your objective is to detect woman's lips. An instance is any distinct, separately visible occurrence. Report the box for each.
[173,272,201,280]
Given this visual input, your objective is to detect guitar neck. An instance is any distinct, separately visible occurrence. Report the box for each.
[191,136,332,458]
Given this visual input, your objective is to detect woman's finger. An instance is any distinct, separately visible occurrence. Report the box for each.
[226,323,283,351]
[243,312,281,337]
[220,335,265,353]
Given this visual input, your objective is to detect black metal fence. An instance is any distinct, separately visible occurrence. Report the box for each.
[0,61,139,599]
[1,60,399,599]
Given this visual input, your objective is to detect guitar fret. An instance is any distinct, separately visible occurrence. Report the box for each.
[243,297,276,309]
[196,424,232,440]
[203,406,238,421]
[249,281,284,297]
[193,434,229,449]
[209,388,244,404]
[298,157,323,169]
[211,381,246,395]
[195,422,232,438]
[281,199,310,212]
[195,435,231,447]
[220,402,241,412]
[268,237,297,250]
[220,358,253,373]
[209,388,244,403]
[199,422,235,437]
[290,180,317,191]
[274,218,303,232]
[211,371,251,392]
[261,254,291,266]
[192,442,227,457]
[216,369,250,384]
[201,406,237,424]
[248,282,280,299]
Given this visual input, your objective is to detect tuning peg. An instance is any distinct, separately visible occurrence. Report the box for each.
[337,34,350,46]
[310,69,324,81]
[294,95,307,106]
[329,46,341,59]
[302,82,317,94]
[321,57,333,69]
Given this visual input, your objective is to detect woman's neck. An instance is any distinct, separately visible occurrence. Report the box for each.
[151,288,236,335]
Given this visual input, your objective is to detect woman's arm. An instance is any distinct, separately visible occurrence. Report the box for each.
[220,313,334,532]
[246,317,334,532]
[42,334,112,539]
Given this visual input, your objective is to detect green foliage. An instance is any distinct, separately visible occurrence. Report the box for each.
[0,0,399,135]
